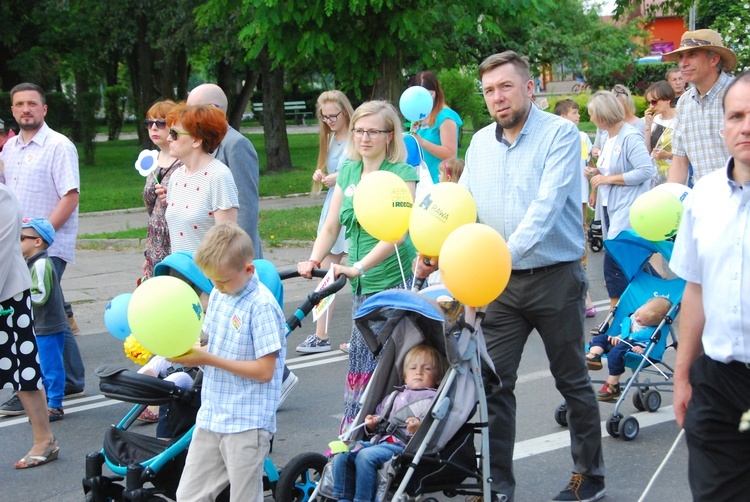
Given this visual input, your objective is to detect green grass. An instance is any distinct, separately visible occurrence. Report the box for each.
[80,205,321,245]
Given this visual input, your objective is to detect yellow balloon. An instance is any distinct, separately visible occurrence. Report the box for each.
[127,276,203,358]
[353,170,413,242]
[629,189,684,241]
[409,183,477,257]
[439,223,512,307]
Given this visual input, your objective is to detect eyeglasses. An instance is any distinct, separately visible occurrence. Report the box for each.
[145,119,167,129]
[319,111,342,123]
[168,128,191,141]
[353,129,391,139]
[20,234,38,241]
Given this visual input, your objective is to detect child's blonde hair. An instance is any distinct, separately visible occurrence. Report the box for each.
[194,222,254,277]
[639,297,673,325]
[403,344,448,385]
[440,158,465,182]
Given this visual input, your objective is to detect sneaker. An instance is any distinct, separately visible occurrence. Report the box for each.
[296,334,332,354]
[64,389,85,399]
[48,407,65,422]
[552,473,605,501]
[596,382,621,402]
[278,371,299,408]
[0,394,25,416]
[585,354,602,371]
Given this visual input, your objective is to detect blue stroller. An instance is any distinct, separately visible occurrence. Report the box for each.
[554,231,686,441]
[82,255,346,502]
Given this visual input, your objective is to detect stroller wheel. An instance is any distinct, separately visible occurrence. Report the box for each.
[553,403,568,427]
[632,391,646,411]
[620,416,640,441]
[605,413,623,438]
[644,390,662,413]
[275,452,327,502]
[590,239,603,253]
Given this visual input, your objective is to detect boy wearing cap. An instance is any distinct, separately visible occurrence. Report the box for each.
[20,218,67,421]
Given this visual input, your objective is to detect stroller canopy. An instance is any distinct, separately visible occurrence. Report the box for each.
[604,230,675,281]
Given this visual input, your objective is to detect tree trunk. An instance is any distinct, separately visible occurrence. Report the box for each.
[128,12,155,149]
[370,49,403,102]
[227,70,258,130]
[260,50,292,172]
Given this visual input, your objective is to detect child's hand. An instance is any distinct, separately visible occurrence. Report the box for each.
[632,345,645,354]
[167,347,208,366]
[608,336,622,345]
[312,169,325,182]
[405,417,421,435]
[364,415,380,431]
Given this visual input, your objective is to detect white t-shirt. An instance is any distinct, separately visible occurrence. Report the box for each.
[597,136,617,206]
[165,159,239,252]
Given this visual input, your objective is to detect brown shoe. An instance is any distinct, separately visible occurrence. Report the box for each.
[67,314,80,335]
[596,382,621,402]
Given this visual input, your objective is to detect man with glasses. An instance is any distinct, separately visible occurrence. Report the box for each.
[187,84,263,259]
[662,29,737,184]
[0,83,86,416]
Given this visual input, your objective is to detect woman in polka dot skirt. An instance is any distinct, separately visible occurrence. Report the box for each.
[0,184,59,469]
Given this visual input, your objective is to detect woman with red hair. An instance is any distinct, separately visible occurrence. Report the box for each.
[159,104,239,253]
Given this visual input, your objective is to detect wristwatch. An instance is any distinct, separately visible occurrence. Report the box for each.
[352,261,366,277]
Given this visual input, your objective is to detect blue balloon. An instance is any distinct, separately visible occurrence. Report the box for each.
[399,86,434,122]
[105,293,133,340]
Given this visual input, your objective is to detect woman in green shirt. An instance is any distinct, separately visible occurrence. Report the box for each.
[298,100,419,433]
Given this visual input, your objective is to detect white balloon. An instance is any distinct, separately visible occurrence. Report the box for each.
[653,183,692,205]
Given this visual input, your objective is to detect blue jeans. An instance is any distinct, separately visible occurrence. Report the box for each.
[589,335,635,376]
[36,332,66,408]
[50,256,86,392]
[332,441,403,502]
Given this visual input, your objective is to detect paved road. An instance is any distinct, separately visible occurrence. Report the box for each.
[0,213,692,501]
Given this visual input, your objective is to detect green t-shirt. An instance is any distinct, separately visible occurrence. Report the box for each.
[337,159,419,294]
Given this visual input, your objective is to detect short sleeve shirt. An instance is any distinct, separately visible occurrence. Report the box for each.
[165,159,239,252]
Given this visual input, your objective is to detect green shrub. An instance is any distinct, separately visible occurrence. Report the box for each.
[440,67,491,133]
[588,62,677,96]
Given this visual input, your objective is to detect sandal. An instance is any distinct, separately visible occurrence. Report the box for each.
[137,407,159,423]
[339,343,350,354]
[14,436,59,469]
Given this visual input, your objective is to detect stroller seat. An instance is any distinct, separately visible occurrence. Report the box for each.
[104,427,177,467]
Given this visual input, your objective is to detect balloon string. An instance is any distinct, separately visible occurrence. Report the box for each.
[410,255,420,291]
[394,243,408,290]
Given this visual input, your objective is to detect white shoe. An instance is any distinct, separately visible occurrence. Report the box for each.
[279,371,299,408]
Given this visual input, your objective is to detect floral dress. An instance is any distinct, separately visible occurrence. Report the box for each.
[142,159,182,277]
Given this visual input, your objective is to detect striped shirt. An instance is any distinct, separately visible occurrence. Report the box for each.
[0,123,79,263]
[165,159,239,252]
[198,273,286,434]
[460,104,585,269]
[672,72,734,182]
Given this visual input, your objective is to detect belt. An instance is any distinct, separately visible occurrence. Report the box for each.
[727,360,750,371]
[511,261,574,276]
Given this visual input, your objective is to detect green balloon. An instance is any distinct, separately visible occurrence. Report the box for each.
[127,275,203,357]
[629,190,684,241]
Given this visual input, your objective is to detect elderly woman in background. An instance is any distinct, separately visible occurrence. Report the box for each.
[410,71,463,185]
[297,90,355,355]
[298,101,418,433]
[587,91,654,313]
[159,104,238,253]
[141,100,183,277]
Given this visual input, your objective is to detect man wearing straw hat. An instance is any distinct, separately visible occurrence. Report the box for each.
[663,29,737,185]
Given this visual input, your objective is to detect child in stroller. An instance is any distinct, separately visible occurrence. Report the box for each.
[585,296,672,401]
[332,344,449,502]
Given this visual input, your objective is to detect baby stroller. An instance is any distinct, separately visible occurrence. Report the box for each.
[301,287,497,502]
[554,230,685,441]
[82,258,346,502]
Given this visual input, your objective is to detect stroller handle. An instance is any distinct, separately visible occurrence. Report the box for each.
[278,269,348,334]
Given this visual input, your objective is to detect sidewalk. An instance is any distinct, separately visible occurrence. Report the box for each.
[68,194,327,336]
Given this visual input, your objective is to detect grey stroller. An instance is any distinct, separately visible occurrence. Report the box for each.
[302,286,498,502]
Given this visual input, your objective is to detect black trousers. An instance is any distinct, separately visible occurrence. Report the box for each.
[684,355,750,501]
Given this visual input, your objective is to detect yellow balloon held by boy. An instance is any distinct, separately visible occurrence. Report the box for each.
[127,276,204,358]
[409,184,477,257]
[439,223,512,307]
[353,170,413,243]
[629,190,684,241]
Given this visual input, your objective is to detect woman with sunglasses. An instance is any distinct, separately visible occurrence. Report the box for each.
[297,91,355,355]
[643,81,677,185]
[160,104,238,253]
[297,101,418,433]
[409,71,463,185]
[587,91,654,314]
[141,100,183,278]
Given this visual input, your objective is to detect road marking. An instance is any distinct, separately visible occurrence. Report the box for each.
[288,355,349,370]
[513,406,677,460]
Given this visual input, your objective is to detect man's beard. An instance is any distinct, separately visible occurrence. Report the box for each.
[495,102,530,130]
[18,116,43,131]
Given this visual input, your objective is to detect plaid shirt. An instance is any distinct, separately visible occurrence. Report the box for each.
[460,104,585,269]
[0,123,79,263]
[197,273,286,434]
[672,72,734,182]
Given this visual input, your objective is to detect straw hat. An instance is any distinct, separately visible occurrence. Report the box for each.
[662,29,737,72]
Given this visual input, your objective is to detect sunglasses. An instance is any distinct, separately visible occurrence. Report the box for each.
[168,128,191,141]
[20,234,39,241]
[647,99,660,106]
[144,119,167,129]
